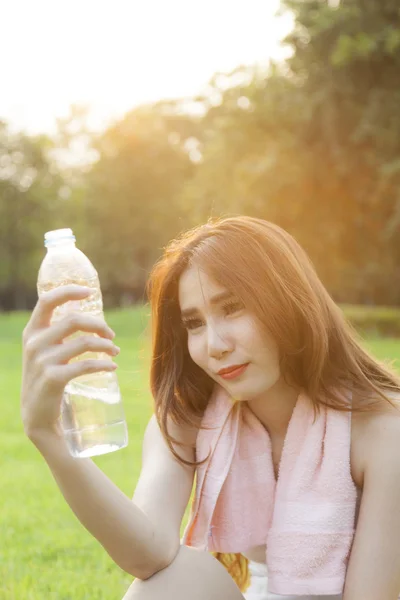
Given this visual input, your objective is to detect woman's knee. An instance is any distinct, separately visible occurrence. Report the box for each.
[122,544,245,600]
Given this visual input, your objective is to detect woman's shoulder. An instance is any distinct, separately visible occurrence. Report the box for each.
[350,390,400,489]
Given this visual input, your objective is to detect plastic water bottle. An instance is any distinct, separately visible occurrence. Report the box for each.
[37,228,128,458]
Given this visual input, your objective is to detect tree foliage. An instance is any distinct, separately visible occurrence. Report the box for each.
[0,122,66,309]
[2,0,400,309]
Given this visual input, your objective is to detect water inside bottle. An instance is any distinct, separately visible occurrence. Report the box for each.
[61,377,128,458]
[37,275,102,322]
[37,237,129,458]
[37,278,128,458]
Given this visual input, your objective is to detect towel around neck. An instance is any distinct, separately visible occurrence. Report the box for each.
[181,383,358,596]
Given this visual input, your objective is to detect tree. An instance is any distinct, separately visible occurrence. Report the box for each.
[0,122,66,309]
[178,0,400,304]
[280,0,400,303]
[81,103,198,305]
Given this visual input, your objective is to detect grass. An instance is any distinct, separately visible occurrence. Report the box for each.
[1,307,400,599]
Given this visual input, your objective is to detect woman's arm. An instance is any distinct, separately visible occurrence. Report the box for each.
[30,428,170,580]
[343,410,400,600]
[21,286,197,582]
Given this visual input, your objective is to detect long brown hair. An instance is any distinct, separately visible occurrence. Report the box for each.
[146,215,400,468]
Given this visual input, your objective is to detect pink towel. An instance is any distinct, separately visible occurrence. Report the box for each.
[181,383,358,596]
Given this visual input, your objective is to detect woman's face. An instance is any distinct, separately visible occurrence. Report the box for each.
[178,265,282,402]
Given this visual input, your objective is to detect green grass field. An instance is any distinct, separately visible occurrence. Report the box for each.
[1,307,400,599]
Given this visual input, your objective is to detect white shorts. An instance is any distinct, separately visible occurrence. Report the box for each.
[243,561,268,600]
[242,561,343,600]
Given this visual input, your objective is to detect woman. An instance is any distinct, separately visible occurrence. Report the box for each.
[21,215,400,599]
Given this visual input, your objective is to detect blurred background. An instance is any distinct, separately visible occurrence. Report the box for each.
[1,0,400,323]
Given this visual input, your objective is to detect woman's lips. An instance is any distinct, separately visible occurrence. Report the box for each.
[218,363,249,380]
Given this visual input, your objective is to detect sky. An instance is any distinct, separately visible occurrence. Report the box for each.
[1,0,293,135]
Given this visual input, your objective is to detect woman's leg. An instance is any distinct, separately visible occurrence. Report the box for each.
[122,545,246,600]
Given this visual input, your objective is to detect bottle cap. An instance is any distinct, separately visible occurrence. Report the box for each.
[44,228,76,247]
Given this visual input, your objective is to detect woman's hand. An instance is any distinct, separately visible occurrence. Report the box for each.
[21,284,120,440]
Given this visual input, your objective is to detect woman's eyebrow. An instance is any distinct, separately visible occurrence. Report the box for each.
[180,291,234,319]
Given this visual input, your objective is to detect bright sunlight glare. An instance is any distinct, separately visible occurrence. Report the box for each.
[0,0,293,135]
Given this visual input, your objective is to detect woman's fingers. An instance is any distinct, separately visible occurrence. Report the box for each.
[34,311,115,351]
[21,284,120,438]
[47,334,120,365]
[46,359,118,389]
[24,285,94,335]
[23,313,115,365]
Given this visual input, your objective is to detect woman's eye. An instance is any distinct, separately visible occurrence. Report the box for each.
[181,301,244,331]
[223,301,244,315]
[181,318,203,331]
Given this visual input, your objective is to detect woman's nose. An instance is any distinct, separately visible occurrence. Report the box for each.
[207,322,233,357]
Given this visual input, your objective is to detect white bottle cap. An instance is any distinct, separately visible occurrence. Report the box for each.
[44,228,76,247]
